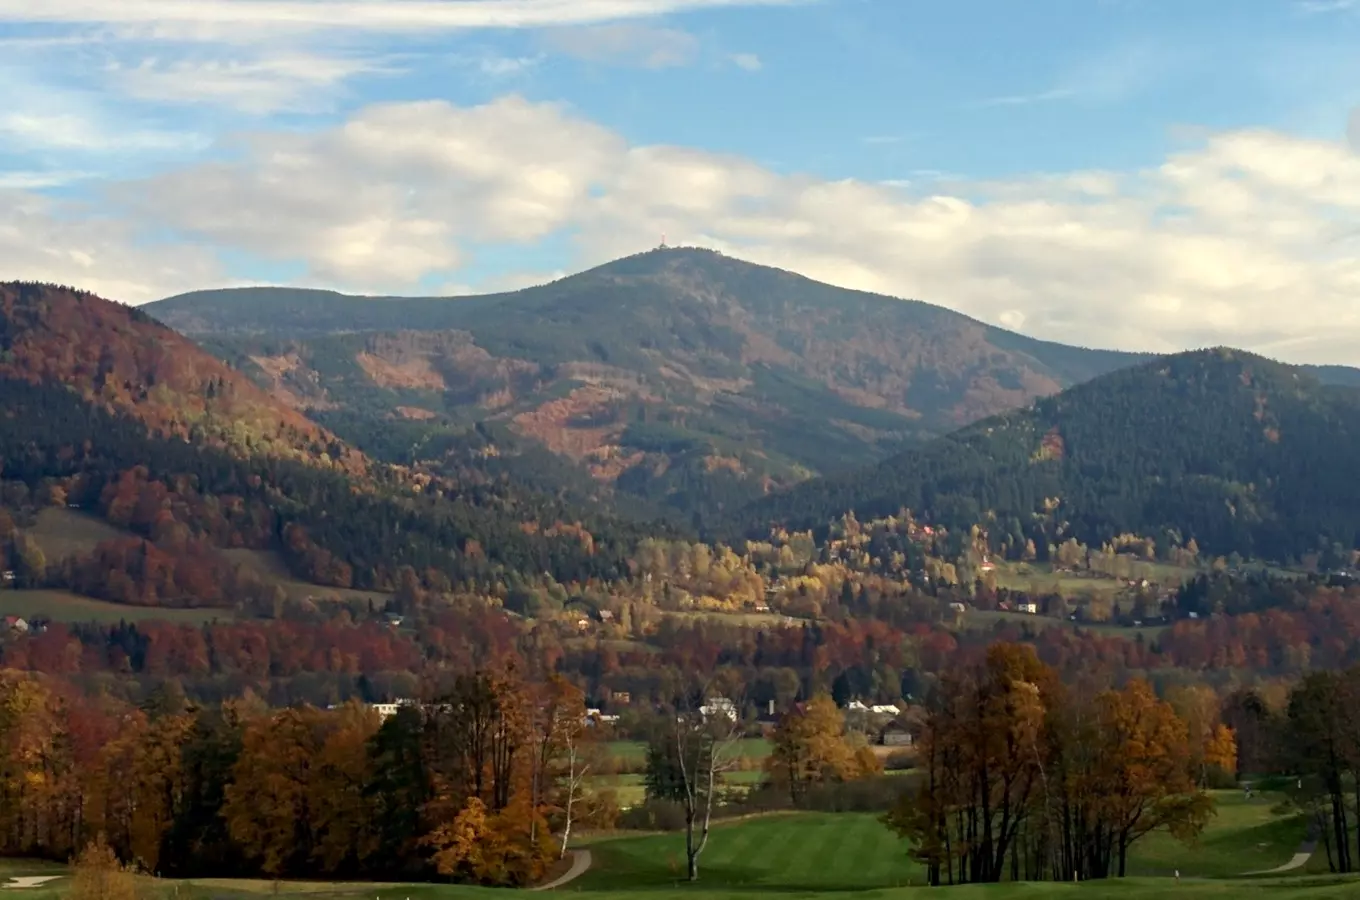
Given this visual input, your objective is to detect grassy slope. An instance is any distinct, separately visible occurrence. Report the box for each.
[573,791,1316,891]
[579,813,927,891]
[0,590,231,624]
[7,508,391,622]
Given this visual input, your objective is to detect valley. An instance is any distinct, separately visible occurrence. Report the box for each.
[3,265,1360,900]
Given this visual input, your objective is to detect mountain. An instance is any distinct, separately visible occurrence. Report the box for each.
[729,348,1360,563]
[147,248,1169,519]
[0,281,364,474]
[0,282,660,612]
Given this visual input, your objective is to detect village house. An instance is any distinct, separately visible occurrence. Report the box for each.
[327,698,415,721]
[3,616,29,634]
[878,718,915,747]
[699,696,738,722]
[1018,601,1039,615]
[584,708,620,726]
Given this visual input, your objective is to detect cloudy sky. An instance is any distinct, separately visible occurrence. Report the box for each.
[3,0,1360,362]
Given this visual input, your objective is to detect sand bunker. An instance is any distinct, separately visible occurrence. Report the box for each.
[1,876,61,889]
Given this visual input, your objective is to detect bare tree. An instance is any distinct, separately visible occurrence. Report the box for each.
[671,687,744,882]
[559,722,589,859]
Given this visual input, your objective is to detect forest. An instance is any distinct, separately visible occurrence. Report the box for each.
[732,349,1360,564]
[0,665,599,886]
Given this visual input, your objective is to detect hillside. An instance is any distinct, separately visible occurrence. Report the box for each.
[147,248,1161,520]
[731,348,1360,563]
[0,282,363,474]
[0,283,660,612]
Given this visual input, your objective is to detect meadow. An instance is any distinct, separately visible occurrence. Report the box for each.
[2,507,390,625]
[0,590,232,625]
[4,794,1357,899]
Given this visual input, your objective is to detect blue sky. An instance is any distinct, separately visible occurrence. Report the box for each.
[2,0,1360,361]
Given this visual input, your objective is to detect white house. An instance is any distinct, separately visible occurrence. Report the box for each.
[3,616,29,634]
[328,699,414,721]
[1018,602,1039,615]
[699,696,738,722]
[870,704,900,717]
[845,700,869,713]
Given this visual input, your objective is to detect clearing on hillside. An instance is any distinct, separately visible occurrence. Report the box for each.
[0,590,233,625]
[25,508,131,560]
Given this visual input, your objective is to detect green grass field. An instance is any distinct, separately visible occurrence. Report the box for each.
[579,813,926,891]
[5,507,389,624]
[223,549,393,606]
[991,560,1197,600]
[25,508,130,560]
[0,589,234,624]
[966,609,1169,640]
[1123,792,1306,877]
[604,739,772,765]
[1,791,1352,898]
[585,770,769,808]
[567,790,1339,895]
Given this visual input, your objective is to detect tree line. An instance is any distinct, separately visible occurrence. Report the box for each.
[883,642,1234,885]
[0,665,594,886]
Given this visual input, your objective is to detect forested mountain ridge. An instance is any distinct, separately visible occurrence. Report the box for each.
[0,282,364,475]
[0,282,664,605]
[145,248,1168,519]
[730,348,1360,563]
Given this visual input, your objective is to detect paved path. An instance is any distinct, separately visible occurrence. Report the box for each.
[534,850,592,891]
[1243,840,1316,876]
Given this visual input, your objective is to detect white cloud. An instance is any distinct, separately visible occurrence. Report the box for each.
[0,190,222,303]
[475,53,543,77]
[52,94,1360,365]
[107,52,399,114]
[113,97,623,288]
[1348,106,1360,152]
[729,52,761,71]
[977,87,1077,108]
[0,110,200,152]
[0,0,805,38]
[0,64,204,155]
[1297,0,1356,13]
[540,23,699,68]
[0,170,96,189]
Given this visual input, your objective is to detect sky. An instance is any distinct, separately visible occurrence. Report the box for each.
[2,0,1360,363]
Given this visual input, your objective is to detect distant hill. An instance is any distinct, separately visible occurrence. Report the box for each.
[0,282,661,611]
[729,348,1360,563]
[147,248,1172,519]
[0,281,363,474]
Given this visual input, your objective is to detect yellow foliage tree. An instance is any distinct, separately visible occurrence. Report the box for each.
[767,694,860,802]
[67,834,139,900]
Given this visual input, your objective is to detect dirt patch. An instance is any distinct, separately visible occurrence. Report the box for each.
[511,386,627,461]
[247,353,334,410]
[355,351,446,391]
[703,454,745,474]
[395,406,437,420]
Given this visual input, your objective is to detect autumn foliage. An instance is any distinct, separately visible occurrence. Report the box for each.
[883,643,1221,885]
[0,665,586,886]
